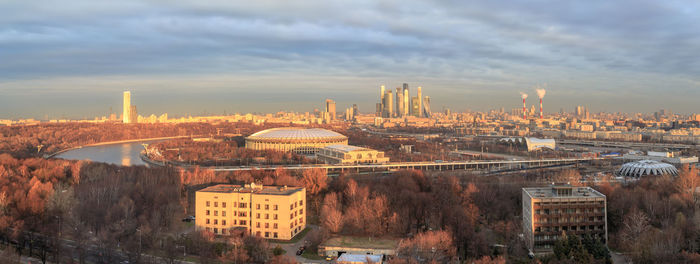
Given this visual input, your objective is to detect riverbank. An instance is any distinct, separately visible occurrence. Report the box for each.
[46,135,194,158]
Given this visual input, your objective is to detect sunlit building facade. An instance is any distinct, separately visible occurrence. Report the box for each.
[522,185,607,253]
[195,184,306,240]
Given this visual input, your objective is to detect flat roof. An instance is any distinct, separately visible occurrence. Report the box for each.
[321,236,398,249]
[523,185,605,199]
[337,254,382,263]
[323,144,372,153]
[198,184,303,196]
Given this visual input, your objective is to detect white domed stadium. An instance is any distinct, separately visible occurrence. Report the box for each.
[245,127,348,154]
[617,160,678,178]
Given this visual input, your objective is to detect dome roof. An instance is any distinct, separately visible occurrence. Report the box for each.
[247,127,347,141]
[618,160,678,178]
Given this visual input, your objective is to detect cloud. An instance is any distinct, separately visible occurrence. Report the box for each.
[0,0,699,118]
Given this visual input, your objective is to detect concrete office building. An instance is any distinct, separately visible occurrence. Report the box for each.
[522,185,607,253]
[317,144,389,164]
[245,127,348,154]
[123,91,131,123]
[195,184,306,240]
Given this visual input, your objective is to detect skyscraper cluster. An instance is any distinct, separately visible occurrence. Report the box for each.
[377,83,431,118]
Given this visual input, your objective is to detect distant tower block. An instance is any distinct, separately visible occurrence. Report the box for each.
[123,91,131,123]
[540,98,543,119]
[417,86,423,117]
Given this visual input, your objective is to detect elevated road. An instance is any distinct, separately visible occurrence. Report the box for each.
[558,139,695,150]
[206,157,600,174]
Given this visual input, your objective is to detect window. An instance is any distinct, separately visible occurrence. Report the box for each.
[273,223,278,229]
[265,232,269,238]
[222,229,227,235]
[265,204,269,210]
[214,228,218,233]
[256,231,261,237]
[300,209,303,215]
[222,211,226,217]
[214,211,218,216]
[274,232,278,238]
[265,223,269,228]
[299,200,303,206]
[256,213,260,219]
[256,222,260,228]
[239,211,247,217]
[240,203,247,208]
[294,211,297,217]
[214,219,218,225]
[222,220,226,225]
[214,202,218,207]
[206,219,210,224]
[290,213,294,219]
[256,204,260,210]
[290,223,293,228]
[290,204,294,210]
[265,214,269,219]
[300,218,303,224]
[206,201,210,207]
[240,220,247,225]
[222,202,227,208]
[232,211,237,217]
[273,205,278,210]
[233,220,237,225]
[274,214,278,220]
[206,210,210,216]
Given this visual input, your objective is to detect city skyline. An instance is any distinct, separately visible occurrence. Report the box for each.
[1,1,699,118]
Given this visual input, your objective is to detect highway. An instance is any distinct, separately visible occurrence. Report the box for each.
[203,158,601,174]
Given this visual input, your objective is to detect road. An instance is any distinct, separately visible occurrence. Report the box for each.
[271,225,331,264]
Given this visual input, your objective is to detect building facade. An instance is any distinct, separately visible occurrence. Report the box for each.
[316,144,389,164]
[522,185,607,253]
[195,184,306,240]
[123,91,131,123]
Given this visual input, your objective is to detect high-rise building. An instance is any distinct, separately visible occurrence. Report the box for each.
[403,83,409,116]
[380,85,385,105]
[411,96,420,117]
[325,99,336,121]
[129,105,138,124]
[123,91,131,123]
[423,96,432,118]
[417,86,423,117]
[522,185,607,253]
[396,87,403,117]
[195,184,306,240]
[383,91,394,118]
[352,104,358,117]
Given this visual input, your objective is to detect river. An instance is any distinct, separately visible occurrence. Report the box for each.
[55,140,160,166]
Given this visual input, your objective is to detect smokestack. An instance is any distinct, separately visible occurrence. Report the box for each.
[535,85,546,119]
[520,92,528,119]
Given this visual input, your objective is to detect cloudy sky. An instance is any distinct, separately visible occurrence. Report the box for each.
[1,0,698,119]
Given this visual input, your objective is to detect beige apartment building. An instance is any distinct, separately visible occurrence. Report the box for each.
[317,144,390,164]
[522,185,607,253]
[195,184,306,240]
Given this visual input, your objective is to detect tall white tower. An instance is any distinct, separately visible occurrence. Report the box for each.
[123,91,131,123]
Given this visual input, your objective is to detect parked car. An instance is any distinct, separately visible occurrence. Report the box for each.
[296,246,306,255]
[182,215,195,222]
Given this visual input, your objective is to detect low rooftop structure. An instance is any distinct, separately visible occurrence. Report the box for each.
[337,254,383,264]
[320,236,398,258]
[317,144,389,164]
[197,183,303,196]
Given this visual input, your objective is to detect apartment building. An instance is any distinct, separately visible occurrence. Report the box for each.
[195,183,306,240]
[522,185,607,253]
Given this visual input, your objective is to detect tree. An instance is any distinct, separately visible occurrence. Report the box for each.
[396,230,456,263]
[320,193,343,233]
